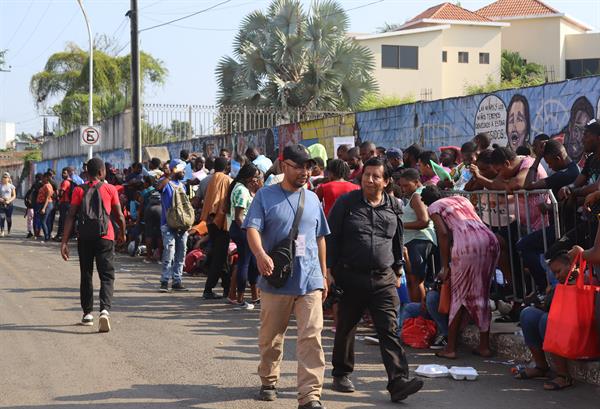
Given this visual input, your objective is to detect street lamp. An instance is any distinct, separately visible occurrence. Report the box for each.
[76,0,93,160]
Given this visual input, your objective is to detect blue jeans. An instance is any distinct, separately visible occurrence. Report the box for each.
[41,202,54,240]
[516,225,556,292]
[399,290,448,336]
[229,222,258,292]
[160,225,188,284]
[405,239,434,281]
[33,203,43,232]
[520,306,548,349]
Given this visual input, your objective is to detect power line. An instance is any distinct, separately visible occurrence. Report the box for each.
[10,0,54,60]
[3,0,34,49]
[139,0,233,33]
[142,15,236,31]
[142,0,253,16]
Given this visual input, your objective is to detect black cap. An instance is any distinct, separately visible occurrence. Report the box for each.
[282,144,316,166]
[585,119,600,136]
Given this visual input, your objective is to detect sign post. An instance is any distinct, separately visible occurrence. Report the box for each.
[80,126,101,147]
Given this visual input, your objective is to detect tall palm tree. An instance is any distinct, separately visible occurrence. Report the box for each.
[215,0,377,113]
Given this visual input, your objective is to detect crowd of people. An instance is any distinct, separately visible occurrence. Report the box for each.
[5,119,600,407]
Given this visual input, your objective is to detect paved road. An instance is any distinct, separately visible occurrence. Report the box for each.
[1,215,598,409]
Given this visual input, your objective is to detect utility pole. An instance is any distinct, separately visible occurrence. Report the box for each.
[77,0,94,160]
[127,0,142,163]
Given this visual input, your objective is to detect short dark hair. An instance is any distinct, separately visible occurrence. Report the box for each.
[476,149,494,164]
[474,133,491,150]
[418,150,439,165]
[516,145,531,156]
[398,168,420,182]
[150,157,162,168]
[461,141,477,154]
[213,157,229,172]
[534,133,550,142]
[87,157,104,177]
[421,185,442,206]
[180,149,190,160]
[490,146,517,165]
[548,249,570,265]
[347,147,360,159]
[205,156,215,172]
[313,157,325,169]
[543,139,565,157]
[363,157,392,179]
[61,167,69,173]
[404,144,424,159]
[326,159,350,180]
[359,141,376,150]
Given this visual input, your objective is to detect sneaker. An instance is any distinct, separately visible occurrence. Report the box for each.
[26,232,33,238]
[363,335,379,345]
[203,291,222,300]
[251,298,261,305]
[430,335,448,350]
[0,231,4,237]
[81,313,93,326]
[171,282,189,292]
[298,401,325,409]
[257,385,277,401]
[234,301,255,311]
[159,282,169,293]
[98,310,111,333]
[332,375,355,393]
[390,378,424,402]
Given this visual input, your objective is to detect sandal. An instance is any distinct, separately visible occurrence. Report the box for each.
[514,366,549,380]
[435,350,457,360]
[544,375,573,391]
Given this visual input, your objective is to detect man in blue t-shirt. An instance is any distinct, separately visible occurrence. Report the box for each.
[244,144,330,408]
[156,159,189,293]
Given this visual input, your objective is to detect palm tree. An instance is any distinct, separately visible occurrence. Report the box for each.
[500,50,544,83]
[215,0,377,114]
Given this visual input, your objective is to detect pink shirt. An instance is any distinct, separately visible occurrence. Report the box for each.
[517,156,548,231]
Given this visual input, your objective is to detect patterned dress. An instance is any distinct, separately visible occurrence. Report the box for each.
[429,196,500,331]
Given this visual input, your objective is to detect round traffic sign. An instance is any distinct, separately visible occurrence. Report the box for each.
[81,126,100,145]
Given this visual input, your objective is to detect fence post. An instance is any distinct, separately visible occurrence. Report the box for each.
[188,105,193,139]
[243,106,247,133]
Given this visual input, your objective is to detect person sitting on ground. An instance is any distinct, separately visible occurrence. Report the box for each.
[515,250,575,391]
[316,159,359,217]
[421,185,500,359]
[400,282,448,350]
[417,151,441,186]
[397,168,437,302]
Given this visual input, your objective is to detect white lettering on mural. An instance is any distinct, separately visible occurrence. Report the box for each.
[475,95,508,147]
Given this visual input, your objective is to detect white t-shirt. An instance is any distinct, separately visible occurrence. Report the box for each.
[0,183,15,202]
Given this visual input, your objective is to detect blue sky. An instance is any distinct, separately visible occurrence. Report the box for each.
[1,0,599,135]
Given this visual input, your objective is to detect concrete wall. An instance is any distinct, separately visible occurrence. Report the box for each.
[441,25,502,97]
[565,32,600,60]
[41,110,132,160]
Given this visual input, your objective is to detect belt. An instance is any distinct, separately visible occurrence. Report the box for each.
[342,264,391,274]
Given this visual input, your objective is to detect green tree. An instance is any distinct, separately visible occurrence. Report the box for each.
[30,41,167,132]
[357,92,415,111]
[0,49,6,70]
[216,0,377,114]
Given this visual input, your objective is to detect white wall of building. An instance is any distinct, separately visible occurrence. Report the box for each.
[0,122,16,150]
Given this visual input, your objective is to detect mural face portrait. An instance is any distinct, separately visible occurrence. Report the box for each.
[506,95,530,151]
[564,96,594,161]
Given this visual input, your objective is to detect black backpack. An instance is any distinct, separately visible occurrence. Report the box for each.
[78,182,109,240]
[145,189,162,210]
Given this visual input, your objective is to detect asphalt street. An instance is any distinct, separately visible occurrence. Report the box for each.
[1,215,598,409]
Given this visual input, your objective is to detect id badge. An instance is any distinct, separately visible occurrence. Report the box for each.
[295,234,306,257]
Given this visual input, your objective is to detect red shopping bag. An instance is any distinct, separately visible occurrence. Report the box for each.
[401,317,437,349]
[543,253,600,359]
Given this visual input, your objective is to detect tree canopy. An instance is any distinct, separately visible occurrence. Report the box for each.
[30,41,167,132]
[216,0,377,113]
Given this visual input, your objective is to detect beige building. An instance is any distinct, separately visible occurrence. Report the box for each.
[355,0,600,100]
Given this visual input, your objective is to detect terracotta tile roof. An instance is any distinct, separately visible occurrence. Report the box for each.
[404,2,491,25]
[476,0,559,18]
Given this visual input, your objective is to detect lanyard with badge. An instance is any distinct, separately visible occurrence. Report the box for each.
[280,185,306,257]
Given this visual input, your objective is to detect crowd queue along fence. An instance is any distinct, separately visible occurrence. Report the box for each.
[443,188,561,302]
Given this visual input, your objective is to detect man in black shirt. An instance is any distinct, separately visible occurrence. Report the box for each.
[326,157,423,403]
[518,139,580,296]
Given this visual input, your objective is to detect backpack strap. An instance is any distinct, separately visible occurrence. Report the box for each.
[288,188,305,241]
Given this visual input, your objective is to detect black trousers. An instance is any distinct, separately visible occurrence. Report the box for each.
[78,238,115,314]
[204,223,230,295]
[56,202,70,238]
[332,268,409,392]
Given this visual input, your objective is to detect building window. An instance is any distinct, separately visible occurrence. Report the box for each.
[479,52,490,64]
[442,51,447,62]
[381,45,419,69]
[458,51,469,63]
[566,58,600,79]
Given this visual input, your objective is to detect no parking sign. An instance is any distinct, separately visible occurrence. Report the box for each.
[80,126,101,146]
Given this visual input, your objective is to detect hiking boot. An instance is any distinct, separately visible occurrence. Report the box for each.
[332,376,355,393]
[298,400,326,409]
[203,291,222,300]
[257,385,277,401]
[159,282,169,293]
[430,335,448,350]
[171,282,189,292]
[98,310,111,333]
[390,378,424,402]
[81,313,93,326]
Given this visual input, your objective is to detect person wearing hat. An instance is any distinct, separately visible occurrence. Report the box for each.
[156,159,191,292]
[386,148,404,182]
[244,144,330,408]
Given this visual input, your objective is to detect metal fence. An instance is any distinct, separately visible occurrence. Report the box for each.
[141,104,348,146]
[444,189,561,302]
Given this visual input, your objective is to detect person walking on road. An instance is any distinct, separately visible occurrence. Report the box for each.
[0,172,16,237]
[60,158,126,332]
[326,157,424,403]
[244,144,330,409]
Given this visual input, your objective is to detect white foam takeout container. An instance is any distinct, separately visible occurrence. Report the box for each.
[415,364,450,378]
[449,366,478,381]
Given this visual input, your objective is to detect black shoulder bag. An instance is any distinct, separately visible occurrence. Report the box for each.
[266,188,305,288]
